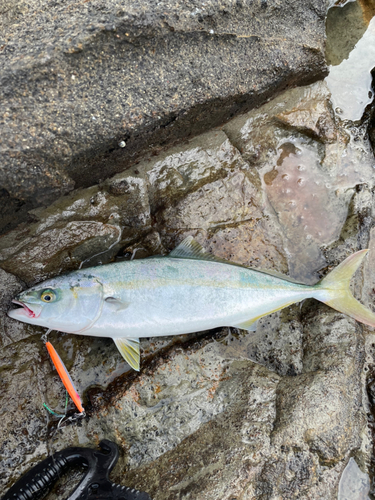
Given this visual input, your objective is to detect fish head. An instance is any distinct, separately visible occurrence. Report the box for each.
[8,273,104,333]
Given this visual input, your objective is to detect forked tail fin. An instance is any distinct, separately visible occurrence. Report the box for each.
[317,249,375,327]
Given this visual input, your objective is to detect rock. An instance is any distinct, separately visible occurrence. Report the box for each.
[326,16,375,122]
[0,128,287,285]
[325,1,370,67]
[1,63,375,500]
[0,221,121,285]
[0,338,49,494]
[0,271,50,492]
[148,131,288,272]
[0,167,151,284]
[224,81,375,283]
[0,268,34,347]
[361,227,375,498]
[0,0,328,234]
[274,311,363,467]
[52,335,282,500]
[145,131,238,213]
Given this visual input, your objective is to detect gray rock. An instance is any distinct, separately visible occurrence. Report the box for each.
[1,57,375,500]
[224,81,375,283]
[0,221,121,285]
[274,309,364,466]
[0,268,31,347]
[0,0,328,234]
[53,337,281,500]
[0,338,49,494]
[325,1,370,67]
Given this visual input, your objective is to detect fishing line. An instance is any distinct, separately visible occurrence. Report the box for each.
[56,410,86,430]
[41,328,52,344]
[43,391,68,418]
[78,222,121,269]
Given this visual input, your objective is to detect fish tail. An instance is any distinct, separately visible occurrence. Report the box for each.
[316,249,375,327]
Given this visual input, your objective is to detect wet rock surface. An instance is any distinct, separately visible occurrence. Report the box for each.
[0,0,328,234]
[2,2,375,499]
[2,74,375,498]
[224,80,375,283]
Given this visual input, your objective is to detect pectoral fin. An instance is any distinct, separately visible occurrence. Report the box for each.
[114,337,140,371]
[233,319,258,332]
[105,297,130,312]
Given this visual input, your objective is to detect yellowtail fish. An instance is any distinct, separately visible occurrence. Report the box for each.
[8,237,375,371]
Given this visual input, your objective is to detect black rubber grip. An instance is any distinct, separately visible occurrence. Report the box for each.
[2,440,153,500]
[2,454,69,500]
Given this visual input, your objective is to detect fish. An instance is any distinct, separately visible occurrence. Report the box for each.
[8,236,375,371]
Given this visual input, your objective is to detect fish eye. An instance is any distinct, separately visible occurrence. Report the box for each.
[41,289,56,303]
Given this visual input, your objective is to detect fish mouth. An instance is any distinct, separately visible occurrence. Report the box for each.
[10,300,41,319]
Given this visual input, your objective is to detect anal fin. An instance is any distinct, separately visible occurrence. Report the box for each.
[114,337,140,371]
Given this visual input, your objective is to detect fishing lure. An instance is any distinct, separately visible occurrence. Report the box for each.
[45,341,85,415]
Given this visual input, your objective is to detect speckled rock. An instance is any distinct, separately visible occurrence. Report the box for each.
[1,129,276,285]
[0,337,48,491]
[1,76,375,499]
[224,81,375,283]
[0,268,31,347]
[0,0,328,234]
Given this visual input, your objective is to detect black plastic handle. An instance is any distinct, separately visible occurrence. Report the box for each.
[2,454,70,500]
[2,440,152,500]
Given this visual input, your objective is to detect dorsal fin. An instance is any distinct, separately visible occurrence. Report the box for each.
[168,236,247,267]
[168,236,219,262]
[168,236,304,284]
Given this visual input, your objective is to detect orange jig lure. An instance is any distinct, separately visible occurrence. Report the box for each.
[45,341,85,414]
